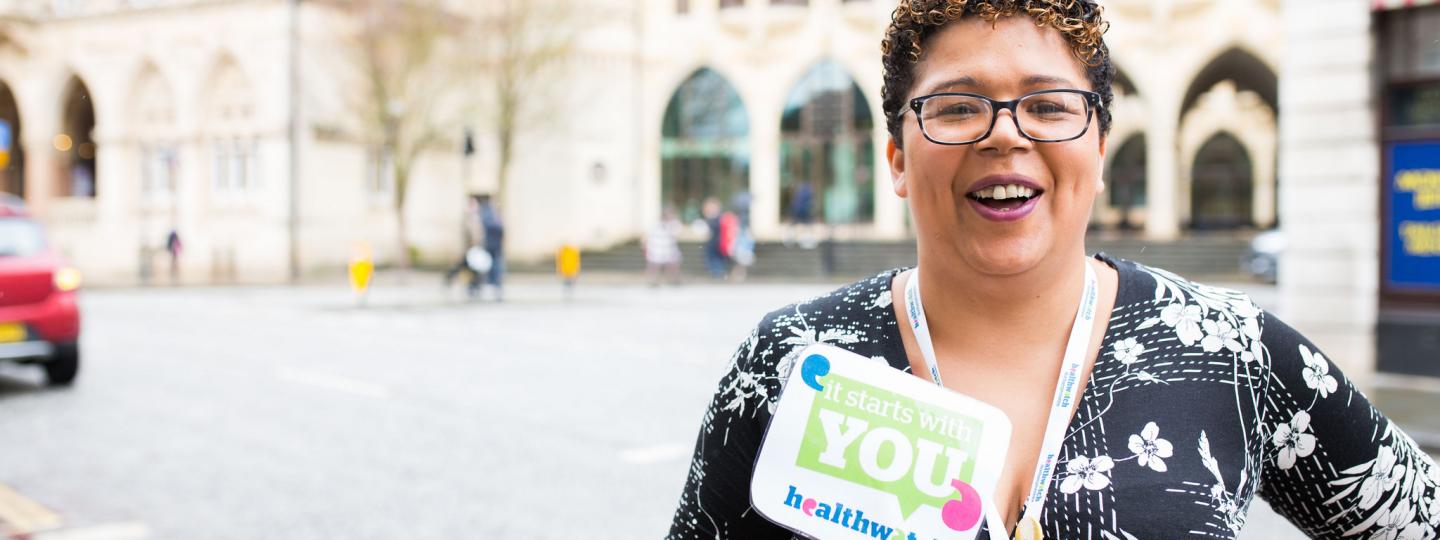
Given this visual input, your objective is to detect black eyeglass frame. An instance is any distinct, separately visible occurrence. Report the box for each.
[907,89,1105,146]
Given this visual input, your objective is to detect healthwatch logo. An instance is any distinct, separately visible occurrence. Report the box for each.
[781,484,928,540]
[793,354,986,533]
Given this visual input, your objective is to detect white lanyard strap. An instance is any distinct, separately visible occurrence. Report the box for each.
[904,260,1099,539]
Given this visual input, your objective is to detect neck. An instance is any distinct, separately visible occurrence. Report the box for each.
[915,249,1090,359]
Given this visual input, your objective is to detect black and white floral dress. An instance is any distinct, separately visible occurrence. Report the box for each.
[667,254,1440,539]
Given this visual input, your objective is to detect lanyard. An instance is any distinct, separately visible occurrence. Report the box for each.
[903,259,1099,540]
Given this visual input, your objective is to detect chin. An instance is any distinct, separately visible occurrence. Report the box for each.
[959,234,1051,277]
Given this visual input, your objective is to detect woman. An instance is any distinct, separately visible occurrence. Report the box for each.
[668,1,1439,539]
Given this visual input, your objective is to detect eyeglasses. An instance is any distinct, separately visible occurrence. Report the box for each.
[908,89,1103,145]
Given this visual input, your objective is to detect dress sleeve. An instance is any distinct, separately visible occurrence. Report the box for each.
[667,325,795,540]
[1257,313,1440,538]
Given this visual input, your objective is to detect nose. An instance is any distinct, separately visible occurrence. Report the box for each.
[976,107,1030,155]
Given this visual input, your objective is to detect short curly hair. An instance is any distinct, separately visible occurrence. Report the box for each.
[881,0,1115,147]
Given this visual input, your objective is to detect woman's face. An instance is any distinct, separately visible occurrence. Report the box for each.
[889,16,1106,278]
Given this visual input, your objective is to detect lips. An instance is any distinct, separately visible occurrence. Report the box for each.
[964,174,1045,222]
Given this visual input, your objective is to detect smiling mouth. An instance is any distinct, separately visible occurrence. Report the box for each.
[966,183,1044,212]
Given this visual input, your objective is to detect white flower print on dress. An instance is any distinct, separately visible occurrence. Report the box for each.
[1272,410,1317,469]
[1159,303,1204,346]
[1370,504,1417,540]
[1128,422,1173,472]
[1300,344,1339,398]
[1112,337,1146,365]
[1359,447,1407,510]
[1060,455,1114,493]
[1200,318,1244,354]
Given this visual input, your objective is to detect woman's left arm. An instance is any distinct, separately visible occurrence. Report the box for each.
[1257,313,1439,538]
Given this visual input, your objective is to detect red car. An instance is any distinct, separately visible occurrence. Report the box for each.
[0,194,81,385]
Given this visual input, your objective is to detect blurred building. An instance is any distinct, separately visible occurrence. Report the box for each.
[1280,0,1440,381]
[0,0,1284,284]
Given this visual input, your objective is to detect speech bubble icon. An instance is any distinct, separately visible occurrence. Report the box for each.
[941,479,982,531]
[800,354,830,392]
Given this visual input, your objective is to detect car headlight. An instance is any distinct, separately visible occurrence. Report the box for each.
[54,267,82,292]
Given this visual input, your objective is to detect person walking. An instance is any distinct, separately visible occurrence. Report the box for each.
[701,197,729,279]
[644,206,683,286]
[164,229,183,285]
[444,195,485,298]
[787,180,816,248]
[479,196,505,301]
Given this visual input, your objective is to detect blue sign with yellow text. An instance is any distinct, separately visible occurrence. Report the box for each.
[1387,141,1440,291]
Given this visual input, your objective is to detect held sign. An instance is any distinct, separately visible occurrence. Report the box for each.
[751,344,1011,540]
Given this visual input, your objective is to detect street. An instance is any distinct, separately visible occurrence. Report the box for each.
[0,275,1304,539]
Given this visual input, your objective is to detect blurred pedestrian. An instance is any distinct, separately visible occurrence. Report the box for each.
[701,197,728,278]
[165,228,182,285]
[730,225,755,282]
[479,196,505,301]
[644,206,683,287]
[730,190,752,230]
[444,195,485,298]
[787,180,816,248]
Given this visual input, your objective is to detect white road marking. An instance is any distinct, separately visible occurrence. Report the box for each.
[619,442,691,465]
[276,368,392,399]
[0,482,61,534]
[34,522,151,540]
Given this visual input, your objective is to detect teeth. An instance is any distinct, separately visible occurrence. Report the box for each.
[972,184,1038,200]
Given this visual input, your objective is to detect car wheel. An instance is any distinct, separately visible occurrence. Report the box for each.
[44,342,79,386]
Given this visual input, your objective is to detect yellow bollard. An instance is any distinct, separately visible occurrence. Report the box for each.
[349,242,374,306]
[557,244,580,300]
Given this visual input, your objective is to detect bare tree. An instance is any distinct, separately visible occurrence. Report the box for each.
[472,0,579,212]
[332,0,466,268]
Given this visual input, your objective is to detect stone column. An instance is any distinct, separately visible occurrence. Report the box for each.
[1277,0,1378,383]
[749,95,782,240]
[1144,95,1181,240]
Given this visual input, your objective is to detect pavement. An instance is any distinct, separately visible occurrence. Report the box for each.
[0,270,1435,539]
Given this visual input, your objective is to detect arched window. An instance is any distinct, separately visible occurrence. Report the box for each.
[203,56,259,198]
[779,59,874,224]
[131,63,178,203]
[660,68,750,223]
[1107,135,1146,230]
[0,81,25,198]
[1190,132,1253,230]
[59,76,97,198]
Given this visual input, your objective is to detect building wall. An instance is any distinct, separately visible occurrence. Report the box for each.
[0,0,1294,283]
[1276,0,1378,381]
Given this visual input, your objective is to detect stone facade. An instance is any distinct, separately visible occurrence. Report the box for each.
[0,0,1286,284]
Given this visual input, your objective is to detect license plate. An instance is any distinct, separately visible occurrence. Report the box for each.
[0,322,25,343]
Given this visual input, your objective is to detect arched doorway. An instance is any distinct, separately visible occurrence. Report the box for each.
[779,59,875,225]
[0,81,23,197]
[660,68,749,224]
[1107,135,1146,230]
[59,76,98,198]
[1178,47,1278,230]
[1189,132,1253,230]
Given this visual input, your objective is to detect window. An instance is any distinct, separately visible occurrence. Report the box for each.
[213,139,258,197]
[368,147,394,200]
[141,144,177,201]
[1381,6,1440,138]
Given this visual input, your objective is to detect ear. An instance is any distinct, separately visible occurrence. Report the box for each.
[887,138,908,198]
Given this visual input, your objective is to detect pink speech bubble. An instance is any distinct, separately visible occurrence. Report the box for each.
[941,479,982,531]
